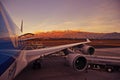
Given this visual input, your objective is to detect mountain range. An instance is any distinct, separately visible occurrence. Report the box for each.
[34,31,120,39]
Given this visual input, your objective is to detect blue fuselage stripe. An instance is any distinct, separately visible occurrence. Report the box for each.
[0,54,15,76]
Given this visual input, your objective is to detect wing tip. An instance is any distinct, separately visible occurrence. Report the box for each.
[86,39,91,42]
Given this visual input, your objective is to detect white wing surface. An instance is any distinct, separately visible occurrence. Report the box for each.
[25,39,91,62]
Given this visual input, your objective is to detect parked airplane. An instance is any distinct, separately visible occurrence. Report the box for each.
[0,2,95,80]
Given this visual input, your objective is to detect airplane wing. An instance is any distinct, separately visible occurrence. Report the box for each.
[25,39,91,63]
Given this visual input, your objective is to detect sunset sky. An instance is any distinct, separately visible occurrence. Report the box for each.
[1,0,120,33]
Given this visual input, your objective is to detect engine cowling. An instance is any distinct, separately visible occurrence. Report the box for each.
[80,45,95,55]
[66,54,87,71]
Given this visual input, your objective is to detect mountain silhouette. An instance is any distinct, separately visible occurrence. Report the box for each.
[34,31,120,39]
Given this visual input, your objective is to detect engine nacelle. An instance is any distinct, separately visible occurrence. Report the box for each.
[66,54,87,71]
[80,45,95,55]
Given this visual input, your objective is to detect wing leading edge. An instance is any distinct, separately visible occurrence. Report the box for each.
[25,39,91,62]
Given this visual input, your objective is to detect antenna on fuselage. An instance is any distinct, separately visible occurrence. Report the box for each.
[21,20,23,33]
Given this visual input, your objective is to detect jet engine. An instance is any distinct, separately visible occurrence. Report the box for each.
[66,53,87,71]
[80,45,95,55]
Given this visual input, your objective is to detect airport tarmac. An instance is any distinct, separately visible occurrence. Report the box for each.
[95,48,120,57]
[14,48,120,80]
